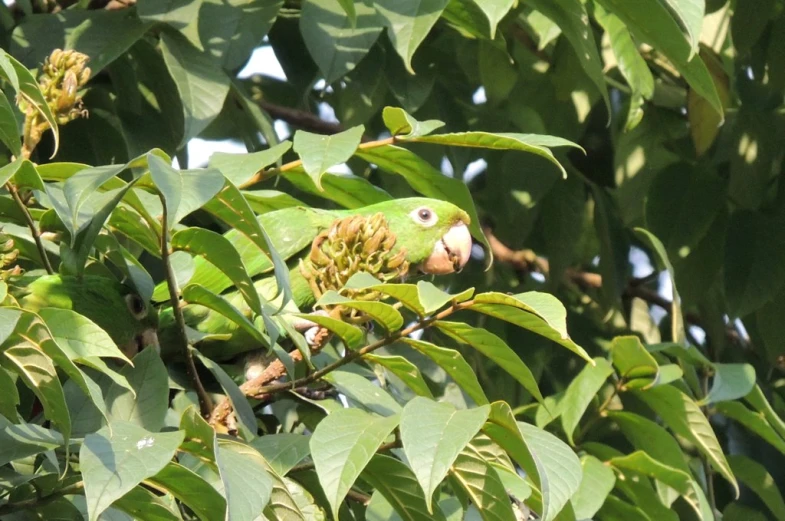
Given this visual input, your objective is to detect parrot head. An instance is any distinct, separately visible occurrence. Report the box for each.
[351,197,473,275]
[15,274,159,358]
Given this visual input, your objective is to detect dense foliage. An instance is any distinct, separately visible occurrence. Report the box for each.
[0,0,784,520]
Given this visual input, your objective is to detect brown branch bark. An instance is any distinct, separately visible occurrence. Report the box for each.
[483,227,748,346]
[256,99,348,136]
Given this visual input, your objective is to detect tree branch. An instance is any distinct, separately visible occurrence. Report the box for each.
[160,197,213,417]
[209,299,474,430]
[256,99,348,136]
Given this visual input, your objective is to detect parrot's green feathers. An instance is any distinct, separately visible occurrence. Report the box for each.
[13,274,159,357]
[158,197,474,360]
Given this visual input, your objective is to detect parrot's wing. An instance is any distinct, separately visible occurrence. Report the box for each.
[158,207,338,298]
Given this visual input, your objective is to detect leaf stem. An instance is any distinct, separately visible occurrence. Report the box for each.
[6,182,54,274]
[159,195,213,417]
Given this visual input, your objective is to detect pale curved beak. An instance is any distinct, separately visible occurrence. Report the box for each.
[121,328,160,359]
[420,222,473,275]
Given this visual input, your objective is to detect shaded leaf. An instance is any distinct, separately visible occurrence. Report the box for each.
[311,408,400,518]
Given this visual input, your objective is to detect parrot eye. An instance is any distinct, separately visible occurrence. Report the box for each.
[411,207,437,227]
[125,294,147,320]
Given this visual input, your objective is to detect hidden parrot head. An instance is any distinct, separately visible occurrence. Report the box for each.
[16,275,159,358]
[345,197,473,275]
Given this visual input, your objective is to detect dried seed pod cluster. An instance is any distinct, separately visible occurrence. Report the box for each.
[300,213,409,304]
[19,49,91,156]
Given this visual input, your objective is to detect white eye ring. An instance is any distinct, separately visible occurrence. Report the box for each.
[125,293,147,320]
[410,207,438,227]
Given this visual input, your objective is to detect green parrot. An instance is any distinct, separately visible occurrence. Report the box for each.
[157,197,474,361]
[11,274,160,358]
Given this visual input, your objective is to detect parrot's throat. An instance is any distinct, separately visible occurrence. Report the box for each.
[299,213,409,302]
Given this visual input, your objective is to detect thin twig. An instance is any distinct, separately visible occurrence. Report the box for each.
[159,196,213,417]
[6,182,54,274]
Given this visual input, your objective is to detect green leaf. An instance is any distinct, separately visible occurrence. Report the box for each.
[172,227,262,315]
[609,411,690,472]
[400,397,490,510]
[10,9,149,75]
[203,180,292,305]
[635,229,686,345]
[660,0,704,56]
[361,454,447,521]
[111,485,182,521]
[724,211,785,317]
[560,358,613,444]
[610,451,692,494]
[216,439,273,520]
[597,494,653,521]
[364,353,435,398]
[0,367,19,420]
[403,338,489,406]
[323,369,403,416]
[354,145,489,255]
[593,5,654,99]
[37,308,132,365]
[644,163,725,259]
[611,336,658,388]
[517,421,582,521]
[382,107,444,138]
[527,0,610,115]
[0,49,59,154]
[724,503,770,521]
[435,320,543,403]
[293,125,364,189]
[450,443,517,521]
[368,283,427,316]
[137,0,202,28]
[471,0,515,38]
[699,363,756,405]
[182,284,269,347]
[0,91,20,157]
[147,154,225,229]
[745,385,785,440]
[594,0,722,116]
[571,455,616,520]
[316,292,404,331]
[194,352,256,439]
[208,141,291,186]
[634,385,738,496]
[410,132,579,178]
[3,345,70,442]
[591,185,629,310]
[252,433,311,476]
[0,423,64,466]
[375,0,451,72]
[468,292,592,363]
[160,32,230,145]
[311,408,400,519]
[301,0,383,83]
[196,0,283,71]
[147,462,227,521]
[105,347,168,431]
[728,455,785,521]
[716,401,785,456]
[416,282,474,315]
[80,421,184,521]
